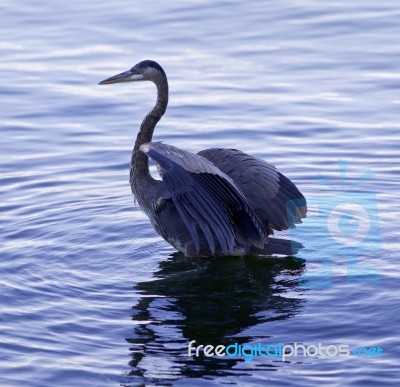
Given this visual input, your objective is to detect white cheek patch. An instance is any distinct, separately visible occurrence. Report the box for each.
[130,74,145,81]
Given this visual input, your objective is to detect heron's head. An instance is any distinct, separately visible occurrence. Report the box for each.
[99,60,166,85]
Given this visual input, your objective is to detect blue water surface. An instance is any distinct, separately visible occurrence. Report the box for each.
[1,1,399,386]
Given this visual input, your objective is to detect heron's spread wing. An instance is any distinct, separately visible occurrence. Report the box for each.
[198,148,307,231]
[140,142,264,255]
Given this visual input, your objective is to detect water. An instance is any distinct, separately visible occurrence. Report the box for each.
[1,0,399,386]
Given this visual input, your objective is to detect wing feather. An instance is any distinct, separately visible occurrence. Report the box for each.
[140,142,264,255]
[198,148,307,231]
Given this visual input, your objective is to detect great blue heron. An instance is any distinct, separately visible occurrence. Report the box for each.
[99,60,307,257]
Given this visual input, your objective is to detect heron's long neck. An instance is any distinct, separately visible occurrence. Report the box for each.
[130,77,168,187]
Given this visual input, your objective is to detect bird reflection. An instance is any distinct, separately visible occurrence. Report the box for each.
[124,248,306,385]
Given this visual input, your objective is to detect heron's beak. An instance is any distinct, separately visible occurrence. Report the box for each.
[98,70,144,85]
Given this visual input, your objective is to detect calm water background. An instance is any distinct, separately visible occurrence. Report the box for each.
[1,0,399,386]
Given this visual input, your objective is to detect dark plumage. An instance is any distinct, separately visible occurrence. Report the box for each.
[99,60,307,257]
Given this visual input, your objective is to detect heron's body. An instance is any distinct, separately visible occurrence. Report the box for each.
[100,60,307,257]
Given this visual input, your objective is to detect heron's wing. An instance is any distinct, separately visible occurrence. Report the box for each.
[198,148,307,231]
[140,142,264,255]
